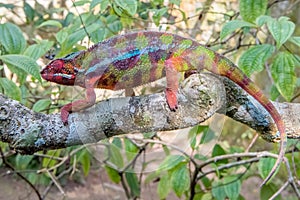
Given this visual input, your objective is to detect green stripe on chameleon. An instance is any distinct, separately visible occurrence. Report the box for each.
[120,55,152,83]
[156,60,165,78]
[217,59,231,74]
[140,55,153,84]
[179,39,193,49]
[160,34,174,45]
[188,46,216,72]
[231,67,245,81]
[174,39,193,57]
[174,60,189,72]
[114,37,127,49]
[135,34,148,49]
[82,52,96,70]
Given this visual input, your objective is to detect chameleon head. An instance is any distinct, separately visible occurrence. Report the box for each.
[41,59,77,86]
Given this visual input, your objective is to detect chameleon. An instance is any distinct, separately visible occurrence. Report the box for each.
[41,31,286,185]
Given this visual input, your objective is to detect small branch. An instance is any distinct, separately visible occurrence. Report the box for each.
[269,181,290,200]
[0,148,42,200]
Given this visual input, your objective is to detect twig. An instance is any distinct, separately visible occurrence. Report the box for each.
[245,133,259,152]
[120,171,131,199]
[42,167,73,199]
[120,141,146,173]
[37,145,86,174]
[71,0,91,42]
[46,170,65,195]
[0,148,42,200]
[197,157,261,181]
[141,139,198,167]
[269,180,290,200]
[197,152,275,169]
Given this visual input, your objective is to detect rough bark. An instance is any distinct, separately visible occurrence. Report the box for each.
[0,74,298,154]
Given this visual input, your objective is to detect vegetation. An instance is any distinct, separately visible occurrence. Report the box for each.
[0,0,299,199]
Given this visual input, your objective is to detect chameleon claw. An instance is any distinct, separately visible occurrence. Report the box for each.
[165,89,178,111]
[169,105,178,111]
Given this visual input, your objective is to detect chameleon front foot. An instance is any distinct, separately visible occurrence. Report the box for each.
[165,88,178,111]
[60,104,72,124]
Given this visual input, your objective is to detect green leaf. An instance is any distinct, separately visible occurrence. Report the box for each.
[24,2,35,23]
[32,99,51,112]
[258,157,279,180]
[112,137,122,148]
[125,171,140,197]
[15,155,34,170]
[256,15,273,27]
[212,144,228,165]
[289,36,300,47]
[170,0,181,6]
[0,78,21,101]
[189,130,197,150]
[73,0,90,6]
[267,17,295,49]
[58,23,103,56]
[90,0,105,9]
[157,173,171,199]
[171,164,190,197]
[260,183,281,200]
[24,40,54,60]
[38,20,63,29]
[114,0,137,16]
[0,3,15,9]
[144,171,160,184]
[294,55,300,67]
[0,22,26,54]
[188,125,207,150]
[200,193,213,200]
[239,0,268,23]
[271,52,296,101]
[105,166,121,183]
[220,20,256,40]
[212,180,227,200]
[90,0,110,10]
[238,44,275,76]
[124,138,139,161]
[78,149,91,176]
[200,127,215,144]
[107,142,124,168]
[212,144,226,157]
[158,155,186,171]
[42,150,61,169]
[56,29,69,44]
[270,85,280,101]
[223,176,241,200]
[200,176,211,188]
[152,8,168,26]
[90,29,107,44]
[0,54,42,82]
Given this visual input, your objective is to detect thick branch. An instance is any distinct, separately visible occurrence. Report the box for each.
[0,74,298,154]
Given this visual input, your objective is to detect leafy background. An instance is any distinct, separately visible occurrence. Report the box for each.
[0,0,299,199]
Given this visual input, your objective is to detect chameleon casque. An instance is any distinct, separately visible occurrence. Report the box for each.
[41,31,286,185]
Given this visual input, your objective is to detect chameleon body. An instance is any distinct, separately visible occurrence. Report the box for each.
[41,31,286,185]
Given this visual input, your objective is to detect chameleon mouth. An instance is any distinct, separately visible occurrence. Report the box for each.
[53,73,73,79]
[40,70,51,81]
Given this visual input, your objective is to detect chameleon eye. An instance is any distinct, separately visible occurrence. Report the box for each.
[50,60,64,69]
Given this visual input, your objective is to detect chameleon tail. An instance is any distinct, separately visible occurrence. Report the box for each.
[208,56,286,185]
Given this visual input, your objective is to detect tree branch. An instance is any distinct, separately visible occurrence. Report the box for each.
[0,74,298,154]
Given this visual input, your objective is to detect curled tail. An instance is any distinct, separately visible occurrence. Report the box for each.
[208,56,286,185]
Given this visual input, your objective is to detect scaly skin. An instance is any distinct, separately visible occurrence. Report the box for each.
[41,31,286,185]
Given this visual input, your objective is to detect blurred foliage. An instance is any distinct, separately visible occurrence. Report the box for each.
[0,0,299,199]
